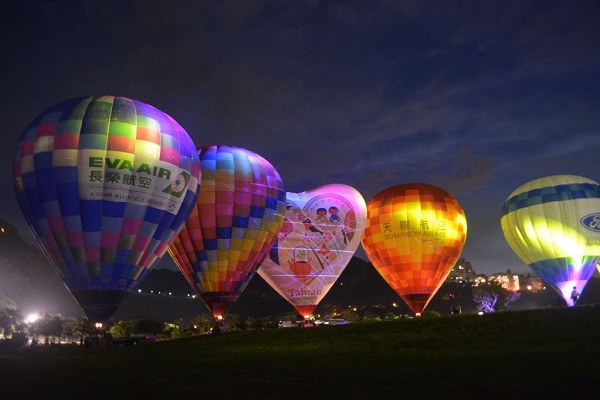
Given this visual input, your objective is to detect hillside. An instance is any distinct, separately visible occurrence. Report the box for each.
[2,218,599,325]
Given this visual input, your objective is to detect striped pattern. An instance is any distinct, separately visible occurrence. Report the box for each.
[500,175,600,303]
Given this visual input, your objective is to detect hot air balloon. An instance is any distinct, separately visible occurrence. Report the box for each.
[501,175,600,306]
[13,96,201,323]
[257,184,367,318]
[361,183,467,316]
[168,145,286,317]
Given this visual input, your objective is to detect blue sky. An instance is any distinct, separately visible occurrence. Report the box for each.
[1,0,599,275]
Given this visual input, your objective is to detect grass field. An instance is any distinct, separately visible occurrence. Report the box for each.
[1,306,599,400]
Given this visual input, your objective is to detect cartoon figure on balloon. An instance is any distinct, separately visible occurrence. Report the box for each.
[258,184,367,318]
[287,244,333,284]
[288,246,313,280]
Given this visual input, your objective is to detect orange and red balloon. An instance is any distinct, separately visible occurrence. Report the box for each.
[362,183,467,315]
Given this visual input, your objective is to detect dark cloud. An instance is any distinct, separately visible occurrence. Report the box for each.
[1,0,599,277]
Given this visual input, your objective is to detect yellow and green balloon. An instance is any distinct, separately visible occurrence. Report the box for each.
[501,175,600,305]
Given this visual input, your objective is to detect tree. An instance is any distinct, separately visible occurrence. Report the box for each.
[0,307,24,339]
[37,313,64,344]
[163,322,181,339]
[223,313,240,332]
[109,320,136,338]
[340,308,361,322]
[191,313,215,334]
[63,317,92,345]
[361,311,382,322]
[473,283,521,313]
[245,316,259,330]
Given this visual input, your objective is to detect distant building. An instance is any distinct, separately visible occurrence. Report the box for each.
[520,275,545,292]
[447,258,476,283]
[488,270,520,292]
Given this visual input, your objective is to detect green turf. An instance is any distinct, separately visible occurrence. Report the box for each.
[2,306,598,399]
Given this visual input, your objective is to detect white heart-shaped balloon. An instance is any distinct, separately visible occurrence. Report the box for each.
[257,184,367,317]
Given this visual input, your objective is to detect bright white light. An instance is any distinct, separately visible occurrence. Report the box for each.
[26,313,39,324]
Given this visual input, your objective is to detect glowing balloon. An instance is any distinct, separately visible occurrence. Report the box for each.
[501,175,600,305]
[168,145,286,317]
[257,184,367,318]
[362,183,467,316]
[13,96,201,322]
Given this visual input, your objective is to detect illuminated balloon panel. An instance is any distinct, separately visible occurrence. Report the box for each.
[257,184,367,317]
[501,175,600,304]
[13,96,201,322]
[168,145,286,317]
[362,183,467,315]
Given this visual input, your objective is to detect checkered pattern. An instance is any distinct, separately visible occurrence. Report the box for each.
[362,183,467,314]
[13,96,201,321]
[500,175,600,302]
[168,145,286,316]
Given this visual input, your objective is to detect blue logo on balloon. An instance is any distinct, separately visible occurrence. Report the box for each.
[581,213,600,232]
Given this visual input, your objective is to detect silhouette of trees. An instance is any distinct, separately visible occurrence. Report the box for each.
[473,283,521,313]
[0,307,24,339]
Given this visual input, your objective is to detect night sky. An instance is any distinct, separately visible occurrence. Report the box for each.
[1,1,599,276]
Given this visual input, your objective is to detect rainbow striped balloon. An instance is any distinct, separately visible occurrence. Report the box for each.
[168,145,286,317]
[501,175,600,305]
[13,96,201,322]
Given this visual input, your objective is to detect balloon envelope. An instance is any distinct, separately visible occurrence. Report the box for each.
[168,145,286,317]
[13,96,201,322]
[257,184,367,317]
[501,175,600,305]
[362,183,467,315]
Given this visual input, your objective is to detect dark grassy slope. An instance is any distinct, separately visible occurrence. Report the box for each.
[2,306,599,400]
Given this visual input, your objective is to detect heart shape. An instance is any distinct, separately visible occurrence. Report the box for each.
[257,184,367,318]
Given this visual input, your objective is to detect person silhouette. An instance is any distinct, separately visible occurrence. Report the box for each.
[570,286,579,306]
